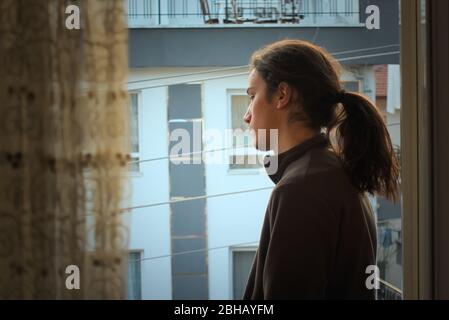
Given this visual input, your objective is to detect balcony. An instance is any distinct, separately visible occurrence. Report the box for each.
[126,0,362,28]
[378,279,403,300]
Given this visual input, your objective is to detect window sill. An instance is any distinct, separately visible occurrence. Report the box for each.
[226,168,265,176]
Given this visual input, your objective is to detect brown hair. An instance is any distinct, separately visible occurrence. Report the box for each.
[250,39,400,201]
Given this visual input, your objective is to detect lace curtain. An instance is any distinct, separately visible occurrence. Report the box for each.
[0,0,131,299]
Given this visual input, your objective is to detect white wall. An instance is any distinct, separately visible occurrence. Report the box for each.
[387,110,401,147]
[129,68,274,300]
[203,74,277,299]
[127,65,379,299]
[127,74,172,299]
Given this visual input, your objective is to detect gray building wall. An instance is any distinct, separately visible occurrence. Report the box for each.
[168,84,208,299]
[129,0,399,67]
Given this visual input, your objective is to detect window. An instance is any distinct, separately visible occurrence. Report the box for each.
[228,90,264,171]
[126,0,361,27]
[127,251,142,300]
[127,0,404,300]
[231,249,257,300]
[129,92,140,172]
[304,0,360,25]
[341,80,362,93]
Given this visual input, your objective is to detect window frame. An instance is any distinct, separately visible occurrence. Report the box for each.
[128,91,142,175]
[228,246,258,300]
[127,249,144,300]
[400,0,432,299]
[226,89,267,175]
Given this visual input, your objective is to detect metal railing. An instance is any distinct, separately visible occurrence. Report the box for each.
[126,0,361,27]
[378,279,403,300]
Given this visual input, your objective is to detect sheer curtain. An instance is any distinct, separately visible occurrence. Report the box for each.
[0,0,131,299]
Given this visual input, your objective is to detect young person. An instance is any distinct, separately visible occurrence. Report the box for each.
[242,40,399,300]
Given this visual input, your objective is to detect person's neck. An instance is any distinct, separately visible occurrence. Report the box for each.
[275,124,320,155]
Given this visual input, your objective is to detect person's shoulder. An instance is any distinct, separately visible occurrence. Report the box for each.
[279,147,336,182]
[270,179,320,207]
[267,179,338,225]
[282,147,354,191]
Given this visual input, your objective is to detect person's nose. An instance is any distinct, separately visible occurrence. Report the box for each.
[243,105,252,124]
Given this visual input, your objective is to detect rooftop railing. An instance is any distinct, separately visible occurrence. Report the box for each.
[127,0,361,27]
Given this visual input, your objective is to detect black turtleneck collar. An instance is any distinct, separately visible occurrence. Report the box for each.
[264,133,329,184]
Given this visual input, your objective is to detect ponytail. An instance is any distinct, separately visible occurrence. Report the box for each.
[329,91,400,201]
[250,39,400,201]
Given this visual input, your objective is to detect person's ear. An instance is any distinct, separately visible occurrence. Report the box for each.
[275,82,292,110]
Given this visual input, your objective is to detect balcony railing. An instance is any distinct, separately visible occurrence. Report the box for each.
[378,279,403,300]
[126,0,361,28]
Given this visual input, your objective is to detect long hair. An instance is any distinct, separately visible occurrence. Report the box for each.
[251,39,400,201]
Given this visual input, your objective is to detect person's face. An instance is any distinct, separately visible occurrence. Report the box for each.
[244,69,280,150]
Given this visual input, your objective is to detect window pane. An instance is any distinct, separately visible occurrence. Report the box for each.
[232,250,257,300]
[231,95,250,131]
[127,252,142,300]
[374,63,402,298]
[128,156,140,172]
[229,94,261,170]
[127,0,403,300]
[130,93,139,153]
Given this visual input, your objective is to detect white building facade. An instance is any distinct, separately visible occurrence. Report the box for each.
[123,0,402,299]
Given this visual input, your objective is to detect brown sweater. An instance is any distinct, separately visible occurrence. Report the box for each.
[243,134,377,300]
